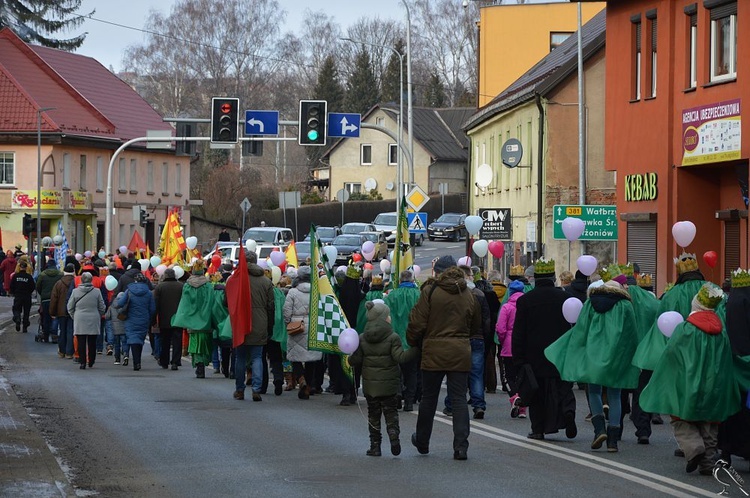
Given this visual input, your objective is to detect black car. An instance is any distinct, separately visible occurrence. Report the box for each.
[331,234,367,266]
[427,213,467,241]
[295,241,312,263]
[305,226,341,245]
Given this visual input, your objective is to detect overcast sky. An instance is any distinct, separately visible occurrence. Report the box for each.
[74,0,566,72]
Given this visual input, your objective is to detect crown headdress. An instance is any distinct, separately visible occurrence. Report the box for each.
[534,258,555,276]
[509,265,525,277]
[636,274,653,288]
[619,262,634,277]
[695,282,724,309]
[673,252,699,274]
[731,268,750,288]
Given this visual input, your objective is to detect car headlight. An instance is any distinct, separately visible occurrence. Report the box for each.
[445,227,455,231]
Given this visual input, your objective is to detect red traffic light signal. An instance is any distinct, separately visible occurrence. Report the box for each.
[211,97,240,146]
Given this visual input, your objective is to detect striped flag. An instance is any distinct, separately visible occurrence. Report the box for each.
[159,207,187,266]
[55,220,69,270]
[394,195,413,278]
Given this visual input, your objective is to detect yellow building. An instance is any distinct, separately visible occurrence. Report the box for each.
[477,1,604,107]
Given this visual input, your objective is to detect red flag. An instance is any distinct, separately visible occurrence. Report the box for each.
[226,252,253,348]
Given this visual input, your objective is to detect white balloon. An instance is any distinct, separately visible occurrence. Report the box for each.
[412,265,421,278]
[155,264,167,276]
[185,236,198,250]
[472,239,489,258]
[150,256,161,267]
[323,245,338,264]
[576,255,598,277]
[119,245,128,255]
[53,235,63,245]
[464,215,483,236]
[562,217,586,242]
[104,275,117,291]
[458,256,472,267]
[245,239,257,252]
[266,257,274,268]
[139,259,150,271]
[98,250,106,259]
[672,221,697,248]
[380,260,391,273]
[173,266,185,279]
[271,266,281,285]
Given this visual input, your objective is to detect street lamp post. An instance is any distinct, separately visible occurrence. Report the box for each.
[341,37,405,209]
[401,0,414,190]
[37,107,55,274]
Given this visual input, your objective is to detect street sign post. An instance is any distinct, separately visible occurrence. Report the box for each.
[244,110,279,136]
[407,212,427,234]
[552,204,618,240]
[328,113,361,138]
[336,188,350,226]
[240,197,252,243]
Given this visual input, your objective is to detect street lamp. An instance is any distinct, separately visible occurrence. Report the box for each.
[400,0,414,190]
[341,37,405,208]
[37,107,55,274]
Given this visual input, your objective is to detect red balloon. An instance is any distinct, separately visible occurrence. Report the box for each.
[364,263,373,270]
[488,240,505,259]
[703,250,718,268]
[352,253,363,262]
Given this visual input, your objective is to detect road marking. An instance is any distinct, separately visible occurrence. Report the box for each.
[418,414,714,497]
[421,247,437,251]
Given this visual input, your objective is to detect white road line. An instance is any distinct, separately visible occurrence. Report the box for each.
[407,413,714,497]
[421,247,437,251]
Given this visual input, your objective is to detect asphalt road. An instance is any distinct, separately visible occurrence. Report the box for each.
[0,310,727,498]
[412,238,468,274]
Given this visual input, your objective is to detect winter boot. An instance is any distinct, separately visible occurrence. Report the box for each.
[606,426,620,452]
[366,441,381,457]
[196,362,206,379]
[590,415,607,450]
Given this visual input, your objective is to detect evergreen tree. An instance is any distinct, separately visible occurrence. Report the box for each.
[423,71,447,108]
[344,49,379,116]
[0,0,89,50]
[306,55,345,167]
[380,39,405,105]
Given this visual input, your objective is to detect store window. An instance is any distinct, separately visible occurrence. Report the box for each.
[709,1,737,82]
[361,144,372,165]
[0,152,15,185]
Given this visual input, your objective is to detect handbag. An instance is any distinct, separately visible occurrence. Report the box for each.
[286,320,304,336]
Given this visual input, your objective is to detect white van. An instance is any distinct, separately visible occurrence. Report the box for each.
[242,227,294,258]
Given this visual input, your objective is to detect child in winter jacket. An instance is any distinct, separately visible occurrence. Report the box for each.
[349,301,419,457]
[496,279,526,418]
[104,292,129,365]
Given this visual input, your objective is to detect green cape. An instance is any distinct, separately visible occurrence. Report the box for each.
[384,285,421,350]
[545,297,640,389]
[171,280,217,331]
[211,286,229,341]
[628,285,658,343]
[632,279,705,370]
[355,289,385,334]
[271,287,288,351]
[640,317,740,421]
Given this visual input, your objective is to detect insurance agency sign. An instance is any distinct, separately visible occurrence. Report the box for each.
[682,99,741,166]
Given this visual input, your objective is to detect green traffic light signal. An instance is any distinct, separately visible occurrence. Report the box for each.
[307,129,319,141]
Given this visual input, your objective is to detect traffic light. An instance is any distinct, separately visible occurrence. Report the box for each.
[298,100,327,146]
[139,208,148,227]
[210,97,240,146]
[176,122,197,157]
[22,214,34,238]
[242,137,263,157]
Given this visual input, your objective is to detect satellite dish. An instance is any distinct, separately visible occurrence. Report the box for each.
[476,164,493,188]
[385,182,395,191]
[364,178,377,191]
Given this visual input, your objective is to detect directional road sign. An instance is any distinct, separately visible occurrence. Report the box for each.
[552,204,618,241]
[244,110,279,136]
[328,113,361,138]
[405,185,429,212]
[407,212,427,234]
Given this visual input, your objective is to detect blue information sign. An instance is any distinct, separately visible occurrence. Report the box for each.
[244,110,279,136]
[328,112,361,138]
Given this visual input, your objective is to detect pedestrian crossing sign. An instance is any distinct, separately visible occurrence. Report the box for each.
[407,212,427,233]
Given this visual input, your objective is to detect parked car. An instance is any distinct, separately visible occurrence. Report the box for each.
[427,213,467,241]
[294,241,311,263]
[304,226,341,244]
[242,226,295,257]
[359,231,388,261]
[331,234,367,266]
[341,222,376,235]
[373,211,424,247]
[204,242,243,265]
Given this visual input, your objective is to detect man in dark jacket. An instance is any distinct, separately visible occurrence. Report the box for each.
[11,262,36,333]
[512,258,577,440]
[564,270,589,303]
[407,255,481,460]
[154,268,184,370]
[36,259,63,342]
[233,250,274,401]
[50,264,76,358]
[114,263,153,295]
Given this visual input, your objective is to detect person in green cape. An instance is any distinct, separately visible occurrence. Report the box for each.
[632,252,706,371]
[171,259,215,378]
[385,270,421,412]
[640,283,740,475]
[545,274,640,452]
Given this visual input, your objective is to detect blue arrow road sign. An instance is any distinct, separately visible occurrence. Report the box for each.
[328,112,361,138]
[244,110,279,136]
[407,212,427,234]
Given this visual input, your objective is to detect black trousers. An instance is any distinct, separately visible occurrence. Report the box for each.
[77,335,97,367]
[366,394,400,443]
[484,339,497,392]
[630,370,653,438]
[416,370,470,452]
[159,327,183,367]
[400,356,419,404]
[292,360,322,387]
[501,357,520,397]
[12,295,32,328]
[528,377,576,435]
[261,340,284,392]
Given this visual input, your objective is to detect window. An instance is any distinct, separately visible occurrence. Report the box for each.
[388,144,398,165]
[79,155,87,190]
[62,153,71,188]
[550,32,573,51]
[633,18,642,100]
[344,182,362,194]
[147,161,154,192]
[162,162,169,193]
[129,159,137,191]
[0,152,14,185]
[710,2,737,82]
[360,144,372,165]
[647,12,657,97]
[118,158,126,190]
[688,7,698,88]
[175,164,182,195]
[96,156,103,191]
[376,117,384,127]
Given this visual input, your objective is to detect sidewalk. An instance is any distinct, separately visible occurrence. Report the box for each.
[0,296,75,497]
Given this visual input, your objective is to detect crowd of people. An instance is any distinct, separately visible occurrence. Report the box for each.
[2,242,749,471]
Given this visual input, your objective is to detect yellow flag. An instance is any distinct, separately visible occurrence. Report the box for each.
[159,208,186,266]
[285,240,299,268]
[395,196,413,277]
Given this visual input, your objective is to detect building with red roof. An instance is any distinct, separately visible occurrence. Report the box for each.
[0,28,190,254]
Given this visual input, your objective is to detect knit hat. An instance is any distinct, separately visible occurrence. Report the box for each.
[64,263,76,273]
[691,282,724,311]
[365,300,390,322]
[297,265,311,282]
[731,268,750,288]
[508,280,524,294]
[612,274,628,285]
[433,255,457,274]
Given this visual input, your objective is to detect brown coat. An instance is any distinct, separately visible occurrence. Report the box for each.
[244,264,274,346]
[50,274,74,318]
[406,267,481,372]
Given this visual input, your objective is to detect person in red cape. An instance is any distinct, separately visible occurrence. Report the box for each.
[226,251,252,349]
